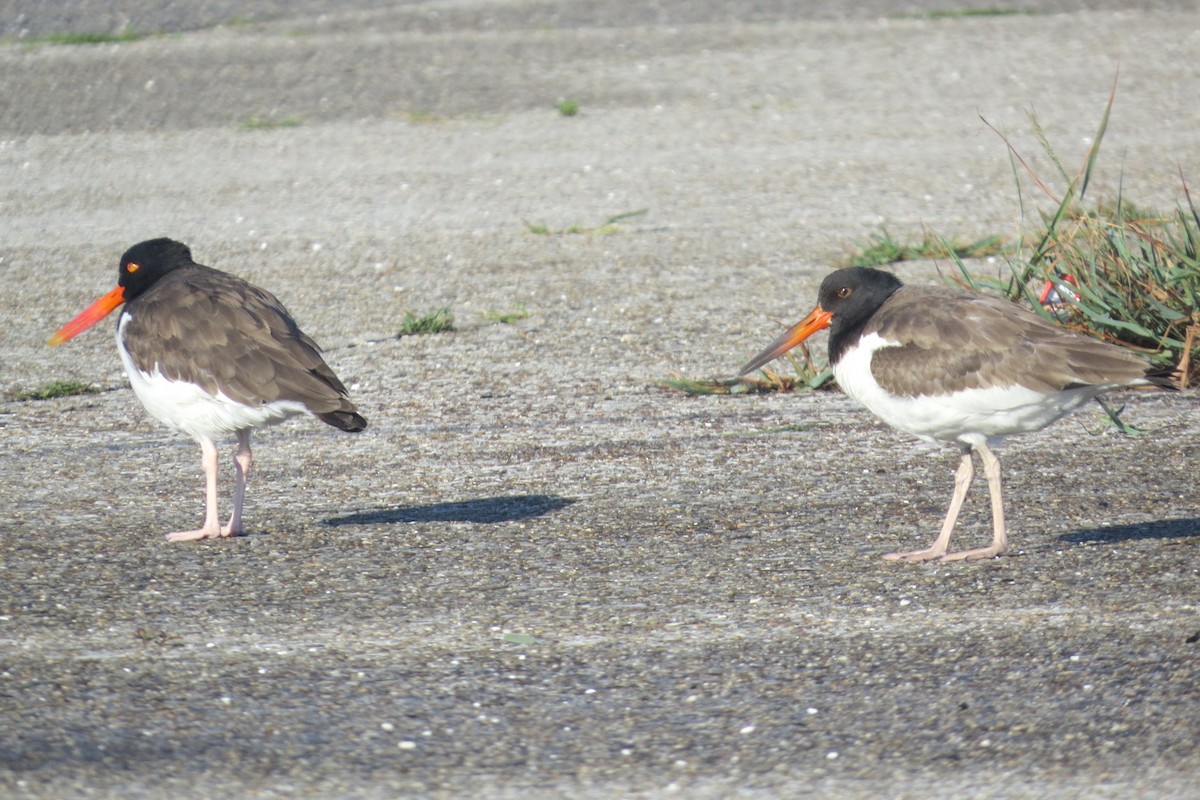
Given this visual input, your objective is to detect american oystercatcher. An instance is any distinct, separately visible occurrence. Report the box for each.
[49,238,367,541]
[740,266,1175,562]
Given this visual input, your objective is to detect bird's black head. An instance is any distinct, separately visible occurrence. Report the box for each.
[118,238,196,302]
[818,266,904,361]
[48,238,198,347]
[817,267,903,332]
[739,266,905,376]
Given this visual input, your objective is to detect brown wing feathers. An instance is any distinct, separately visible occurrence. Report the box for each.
[123,266,366,431]
[868,286,1162,397]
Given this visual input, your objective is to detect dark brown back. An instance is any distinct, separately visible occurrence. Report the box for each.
[123,265,366,430]
[867,285,1167,397]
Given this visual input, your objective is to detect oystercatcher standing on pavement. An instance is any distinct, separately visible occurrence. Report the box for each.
[740,266,1175,562]
[50,238,367,541]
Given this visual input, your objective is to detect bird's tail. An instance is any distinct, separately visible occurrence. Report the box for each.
[1144,363,1181,390]
[319,408,368,432]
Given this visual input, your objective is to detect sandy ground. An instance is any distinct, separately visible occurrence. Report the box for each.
[2,1,1200,797]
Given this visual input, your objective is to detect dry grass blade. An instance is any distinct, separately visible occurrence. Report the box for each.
[659,368,831,396]
[661,343,834,397]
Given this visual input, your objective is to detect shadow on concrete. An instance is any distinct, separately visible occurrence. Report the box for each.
[1059,517,1200,544]
[322,494,577,526]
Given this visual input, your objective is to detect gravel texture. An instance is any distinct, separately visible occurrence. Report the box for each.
[2,2,1200,798]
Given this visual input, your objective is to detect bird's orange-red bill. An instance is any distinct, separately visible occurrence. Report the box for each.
[739,306,834,376]
[48,285,127,346]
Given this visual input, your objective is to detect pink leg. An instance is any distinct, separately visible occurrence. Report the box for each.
[222,430,252,537]
[884,446,974,562]
[166,437,224,542]
[940,442,1008,561]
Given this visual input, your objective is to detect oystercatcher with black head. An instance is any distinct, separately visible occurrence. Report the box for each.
[740,266,1174,562]
[50,238,367,542]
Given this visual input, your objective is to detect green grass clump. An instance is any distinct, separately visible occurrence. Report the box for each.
[557,99,580,117]
[8,380,102,401]
[953,78,1199,387]
[845,228,1006,267]
[399,307,455,336]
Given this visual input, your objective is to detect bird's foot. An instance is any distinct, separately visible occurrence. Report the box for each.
[883,547,947,563]
[165,527,222,542]
[939,544,1007,562]
[885,544,1008,562]
[165,524,241,541]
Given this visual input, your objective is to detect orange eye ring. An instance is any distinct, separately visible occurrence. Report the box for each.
[126,262,141,274]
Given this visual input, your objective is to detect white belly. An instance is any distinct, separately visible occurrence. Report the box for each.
[117,316,308,440]
[833,332,1095,447]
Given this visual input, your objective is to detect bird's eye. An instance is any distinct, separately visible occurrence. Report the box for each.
[836,286,852,298]
[125,262,141,274]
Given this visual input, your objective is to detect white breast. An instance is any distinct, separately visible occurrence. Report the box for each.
[833,332,1097,447]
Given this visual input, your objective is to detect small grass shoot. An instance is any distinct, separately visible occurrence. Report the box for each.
[485,305,531,324]
[845,228,1006,267]
[900,8,1032,20]
[135,627,183,647]
[21,28,148,46]
[239,115,304,131]
[523,208,648,236]
[405,110,444,124]
[557,99,580,117]
[724,423,816,438]
[7,380,102,401]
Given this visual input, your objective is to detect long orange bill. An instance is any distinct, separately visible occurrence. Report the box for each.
[48,285,127,346]
[739,305,834,376]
